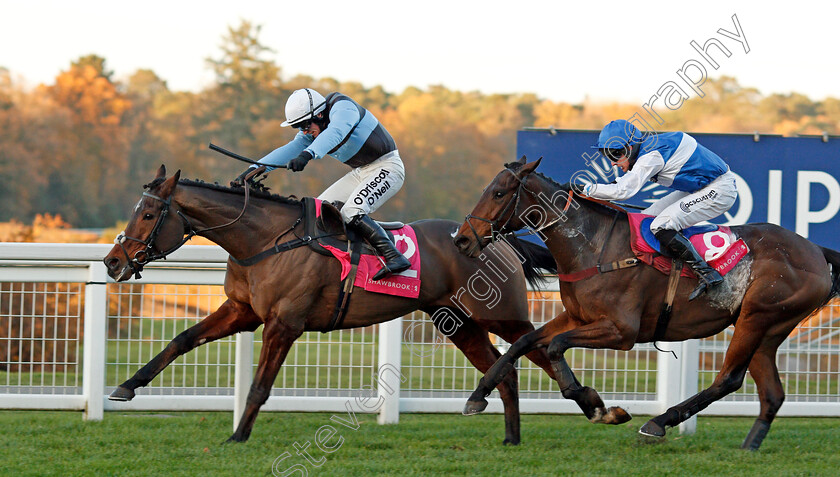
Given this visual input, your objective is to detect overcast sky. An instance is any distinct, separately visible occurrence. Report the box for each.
[1,0,836,104]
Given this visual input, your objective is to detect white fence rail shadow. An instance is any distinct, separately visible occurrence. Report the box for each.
[2,243,839,434]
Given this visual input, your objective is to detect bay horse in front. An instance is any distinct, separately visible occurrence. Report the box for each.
[103,165,561,445]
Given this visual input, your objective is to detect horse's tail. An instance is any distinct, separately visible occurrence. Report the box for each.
[821,246,840,305]
[506,237,558,290]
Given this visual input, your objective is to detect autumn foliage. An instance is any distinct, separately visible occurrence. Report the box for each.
[1,21,839,230]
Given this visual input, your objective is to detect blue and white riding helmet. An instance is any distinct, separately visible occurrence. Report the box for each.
[591,119,645,151]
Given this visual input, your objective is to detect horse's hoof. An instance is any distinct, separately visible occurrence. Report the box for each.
[224,434,246,444]
[462,398,488,415]
[607,406,632,425]
[741,419,770,451]
[592,406,633,424]
[502,438,520,446]
[639,420,666,437]
[108,386,135,402]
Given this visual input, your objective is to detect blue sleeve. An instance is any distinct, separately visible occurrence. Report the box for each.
[257,132,314,170]
[305,100,360,159]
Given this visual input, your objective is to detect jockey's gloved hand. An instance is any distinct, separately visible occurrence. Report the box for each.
[570,182,589,196]
[288,151,312,172]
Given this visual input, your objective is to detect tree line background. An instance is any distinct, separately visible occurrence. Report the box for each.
[2,20,839,231]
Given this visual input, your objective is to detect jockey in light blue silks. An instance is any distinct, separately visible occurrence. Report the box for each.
[236,88,410,280]
[582,119,739,300]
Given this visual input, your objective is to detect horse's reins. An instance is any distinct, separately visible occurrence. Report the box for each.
[464,168,639,282]
[115,168,263,279]
[464,168,578,246]
[464,169,548,244]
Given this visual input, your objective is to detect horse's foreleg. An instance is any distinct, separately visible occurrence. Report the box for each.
[741,343,785,450]
[444,315,522,445]
[110,300,262,401]
[545,319,633,425]
[463,313,572,416]
[639,322,762,439]
[489,318,627,423]
[486,319,557,381]
[228,318,302,443]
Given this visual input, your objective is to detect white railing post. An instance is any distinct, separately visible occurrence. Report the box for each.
[377,317,403,424]
[656,343,682,417]
[233,331,254,431]
[82,262,108,421]
[678,339,700,434]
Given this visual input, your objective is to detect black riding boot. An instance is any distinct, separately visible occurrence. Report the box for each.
[655,229,723,301]
[349,215,411,281]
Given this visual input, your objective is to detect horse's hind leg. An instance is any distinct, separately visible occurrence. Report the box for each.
[433,309,523,445]
[639,321,763,439]
[741,342,785,450]
[109,300,262,401]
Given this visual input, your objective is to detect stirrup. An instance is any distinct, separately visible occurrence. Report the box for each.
[689,283,709,301]
[688,272,723,301]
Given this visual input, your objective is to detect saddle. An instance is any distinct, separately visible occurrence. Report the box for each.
[302,197,404,257]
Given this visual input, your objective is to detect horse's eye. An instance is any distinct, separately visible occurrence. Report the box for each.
[494,191,506,199]
[143,213,154,220]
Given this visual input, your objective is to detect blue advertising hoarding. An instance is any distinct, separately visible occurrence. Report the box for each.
[517,129,840,249]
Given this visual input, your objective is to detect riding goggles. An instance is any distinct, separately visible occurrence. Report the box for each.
[600,148,627,162]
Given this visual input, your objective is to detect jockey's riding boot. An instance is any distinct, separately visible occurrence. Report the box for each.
[656,230,723,301]
[349,215,411,281]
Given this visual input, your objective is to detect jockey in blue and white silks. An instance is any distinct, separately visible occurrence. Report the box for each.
[582,119,738,300]
[236,88,409,281]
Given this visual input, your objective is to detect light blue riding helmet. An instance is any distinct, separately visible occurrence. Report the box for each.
[591,119,645,150]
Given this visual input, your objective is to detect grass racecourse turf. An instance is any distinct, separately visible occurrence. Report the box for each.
[1,411,839,476]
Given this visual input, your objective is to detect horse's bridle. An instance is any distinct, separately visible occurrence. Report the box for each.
[463,169,575,246]
[115,191,196,279]
[115,176,259,279]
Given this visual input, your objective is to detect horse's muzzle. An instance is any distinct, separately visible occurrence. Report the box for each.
[453,234,481,258]
[104,255,132,282]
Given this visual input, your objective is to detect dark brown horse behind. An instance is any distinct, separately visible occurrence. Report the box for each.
[453,156,840,450]
[103,165,560,444]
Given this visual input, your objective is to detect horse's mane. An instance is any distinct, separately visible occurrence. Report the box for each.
[142,178,303,206]
[504,161,627,217]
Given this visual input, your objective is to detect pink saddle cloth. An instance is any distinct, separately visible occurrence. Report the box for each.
[314,200,421,298]
[627,213,748,278]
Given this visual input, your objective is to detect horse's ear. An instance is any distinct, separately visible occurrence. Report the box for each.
[158,169,181,198]
[517,155,527,165]
[155,164,166,180]
[519,157,542,176]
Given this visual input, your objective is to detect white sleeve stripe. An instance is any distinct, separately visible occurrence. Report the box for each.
[588,153,664,201]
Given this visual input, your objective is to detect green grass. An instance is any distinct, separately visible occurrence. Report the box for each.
[1,411,839,476]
